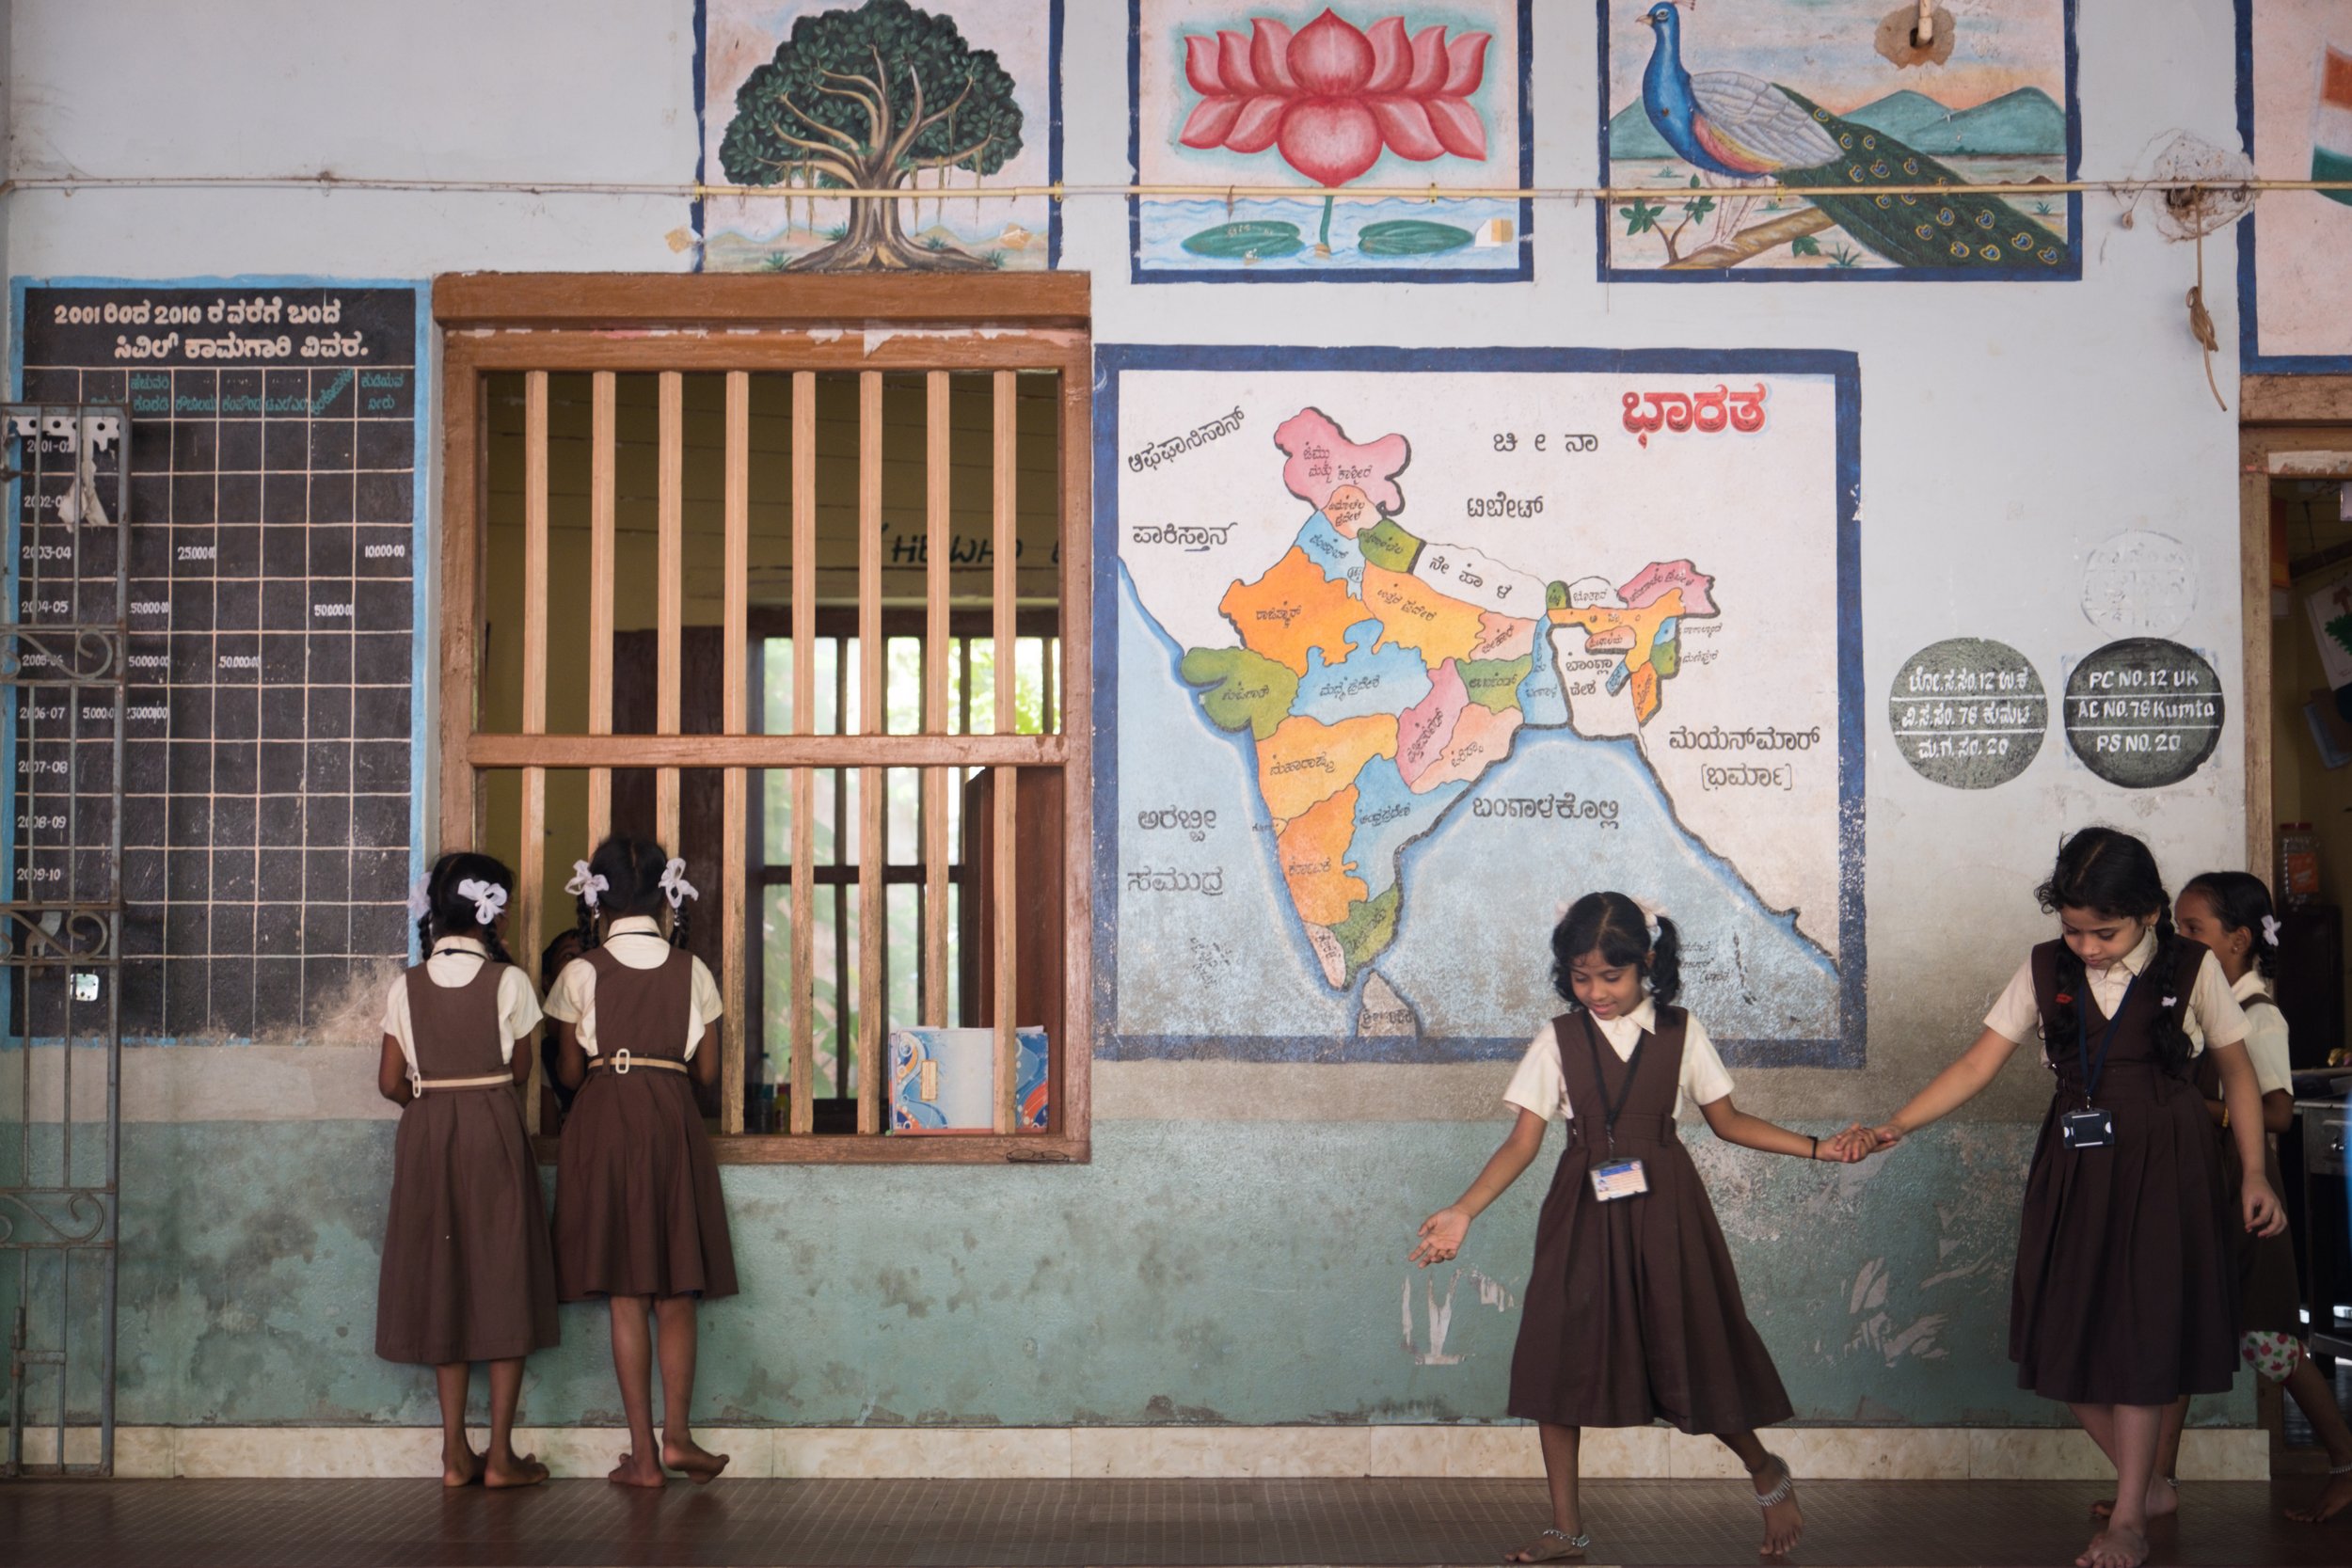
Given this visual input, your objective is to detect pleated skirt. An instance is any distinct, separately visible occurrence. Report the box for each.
[375,1086,560,1365]
[552,1069,738,1302]
[1507,1132,1793,1433]
[2010,1064,2238,1404]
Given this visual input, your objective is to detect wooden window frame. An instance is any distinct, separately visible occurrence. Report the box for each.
[433,273,1093,1165]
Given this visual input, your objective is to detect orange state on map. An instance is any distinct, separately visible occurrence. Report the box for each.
[1254,711,1398,823]
[1361,565,1484,666]
[1219,546,1361,676]
[1276,785,1368,927]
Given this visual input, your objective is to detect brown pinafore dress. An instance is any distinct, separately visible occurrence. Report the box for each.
[552,943,739,1301]
[2191,994,2302,1339]
[375,958,560,1365]
[1507,1008,1794,1433]
[2010,941,2238,1403]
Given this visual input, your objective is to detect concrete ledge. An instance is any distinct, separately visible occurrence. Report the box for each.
[25,1425,2268,1481]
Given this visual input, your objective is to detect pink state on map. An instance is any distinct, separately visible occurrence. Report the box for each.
[1396,658,1469,789]
[1618,559,1718,616]
[1276,408,1410,517]
[1419,703,1523,792]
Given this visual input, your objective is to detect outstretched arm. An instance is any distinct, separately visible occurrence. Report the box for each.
[1873,1026,2024,1147]
[1699,1096,1868,1162]
[1411,1108,1547,1267]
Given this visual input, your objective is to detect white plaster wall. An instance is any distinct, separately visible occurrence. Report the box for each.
[7,0,2251,1119]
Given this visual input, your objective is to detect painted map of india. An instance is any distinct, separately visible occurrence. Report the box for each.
[1179,408,1720,990]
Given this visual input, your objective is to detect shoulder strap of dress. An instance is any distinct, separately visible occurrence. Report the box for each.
[585,944,623,977]
[2240,990,2278,1014]
[2029,940,2062,1037]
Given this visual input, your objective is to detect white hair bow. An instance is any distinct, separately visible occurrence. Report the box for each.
[455,878,508,928]
[405,874,433,922]
[564,861,607,910]
[2261,913,2281,947]
[660,857,699,910]
[1631,894,1668,943]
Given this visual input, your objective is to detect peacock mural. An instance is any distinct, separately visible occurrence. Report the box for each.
[1603,0,2077,278]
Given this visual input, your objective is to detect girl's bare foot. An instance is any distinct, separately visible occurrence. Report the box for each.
[1502,1527,1587,1562]
[2076,1523,2149,1568]
[2090,1478,2176,1521]
[441,1448,484,1488]
[1748,1455,1802,1558]
[661,1432,731,1483]
[485,1451,549,1489]
[2287,1467,2352,1524]
[607,1451,667,1488]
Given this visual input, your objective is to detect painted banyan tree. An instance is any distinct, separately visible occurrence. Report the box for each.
[1179,8,1492,259]
[718,0,1024,271]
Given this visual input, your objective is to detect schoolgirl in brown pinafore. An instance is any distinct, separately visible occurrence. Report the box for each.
[548,835,737,1487]
[374,851,556,1488]
[1416,893,1867,1563]
[1507,1005,1793,1434]
[2010,937,2240,1406]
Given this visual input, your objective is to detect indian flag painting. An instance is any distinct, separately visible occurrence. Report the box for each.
[2315,41,2352,206]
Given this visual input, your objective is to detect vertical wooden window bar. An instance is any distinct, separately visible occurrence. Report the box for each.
[437,277,1091,1164]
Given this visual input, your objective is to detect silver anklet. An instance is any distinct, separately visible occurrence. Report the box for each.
[1749,1454,1796,1508]
[1536,1527,1591,1550]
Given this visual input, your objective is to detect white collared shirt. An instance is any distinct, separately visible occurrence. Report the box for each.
[378,934,544,1076]
[542,915,723,1059]
[2183,969,2293,1097]
[1982,928,2247,1062]
[1502,999,1736,1123]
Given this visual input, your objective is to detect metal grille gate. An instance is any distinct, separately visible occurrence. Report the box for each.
[1,403,128,1478]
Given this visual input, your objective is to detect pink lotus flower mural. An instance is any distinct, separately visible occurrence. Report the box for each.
[1179,9,1492,254]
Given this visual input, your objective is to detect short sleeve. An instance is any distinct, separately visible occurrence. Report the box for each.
[2185,952,2247,1053]
[690,956,723,1024]
[2243,1002,2293,1096]
[543,957,595,1024]
[495,967,545,1065]
[1679,1014,1735,1112]
[378,974,407,1039]
[1982,958,2042,1046]
[1502,1022,1568,1121]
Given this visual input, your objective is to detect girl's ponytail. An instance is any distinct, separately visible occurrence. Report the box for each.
[1646,914,1684,1006]
[2144,911,2196,1075]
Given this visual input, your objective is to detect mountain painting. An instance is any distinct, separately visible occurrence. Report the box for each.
[1598,0,2079,281]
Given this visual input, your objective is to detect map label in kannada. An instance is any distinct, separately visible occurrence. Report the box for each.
[1890,638,2047,789]
[2062,638,2223,789]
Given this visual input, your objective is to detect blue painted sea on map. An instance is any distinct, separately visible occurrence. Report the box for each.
[1137,198,1525,276]
[1106,568,1841,1063]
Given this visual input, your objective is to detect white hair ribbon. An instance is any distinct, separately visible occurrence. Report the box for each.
[405,874,433,922]
[660,857,699,910]
[2161,995,2178,1011]
[2262,913,2282,947]
[1631,894,1667,944]
[564,861,607,910]
[455,878,508,928]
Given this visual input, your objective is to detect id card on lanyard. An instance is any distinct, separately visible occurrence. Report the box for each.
[2062,977,2135,1151]
[1581,1013,1649,1201]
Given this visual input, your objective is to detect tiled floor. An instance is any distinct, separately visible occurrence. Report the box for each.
[1,1477,2345,1567]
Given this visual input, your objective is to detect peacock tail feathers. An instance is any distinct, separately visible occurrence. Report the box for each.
[1773,90,2068,271]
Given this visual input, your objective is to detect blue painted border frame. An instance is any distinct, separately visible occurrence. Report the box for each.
[692,0,1066,273]
[7,274,435,1045]
[2234,0,2352,372]
[1595,0,2084,285]
[1089,343,1867,1070]
[1126,0,1538,286]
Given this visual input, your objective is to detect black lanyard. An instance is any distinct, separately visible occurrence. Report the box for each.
[430,946,488,966]
[1580,1011,1645,1151]
[2073,973,2137,1108]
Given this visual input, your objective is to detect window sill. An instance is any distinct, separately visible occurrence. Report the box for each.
[533,1132,1089,1166]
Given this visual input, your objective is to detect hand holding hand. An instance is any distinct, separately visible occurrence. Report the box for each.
[1410,1207,1470,1268]
[1866,1122,1905,1155]
[1820,1123,1877,1163]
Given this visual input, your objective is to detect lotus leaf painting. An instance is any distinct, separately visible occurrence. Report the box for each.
[1600,0,2079,280]
[701,0,1058,272]
[1133,2,1532,282]
[1098,347,1862,1068]
[2239,0,2352,369]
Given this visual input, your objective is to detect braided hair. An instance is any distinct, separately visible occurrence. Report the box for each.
[417,850,516,966]
[573,834,691,950]
[2179,870,2280,985]
[1550,891,1682,1008]
[2034,827,2193,1074]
